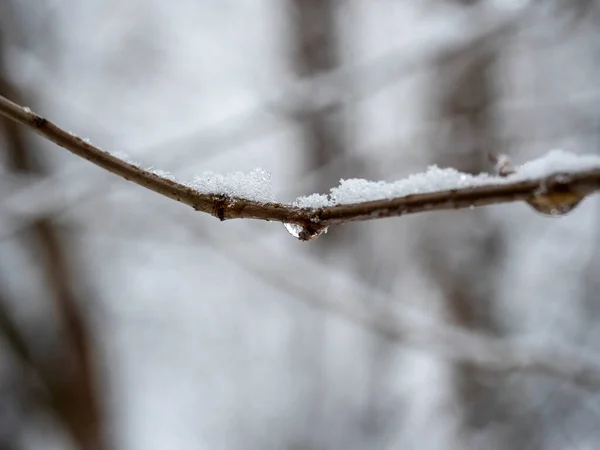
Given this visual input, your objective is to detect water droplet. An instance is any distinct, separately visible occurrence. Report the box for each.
[283,222,328,241]
[526,192,584,217]
[23,106,31,113]
[469,205,475,210]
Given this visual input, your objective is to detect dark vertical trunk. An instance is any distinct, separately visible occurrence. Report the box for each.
[289,0,345,193]
[0,29,105,450]
[417,4,517,446]
[286,2,343,448]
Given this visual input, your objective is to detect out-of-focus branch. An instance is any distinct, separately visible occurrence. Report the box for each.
[1,94,600,240]
[168,211,600,391]
[423,1,508,435]
[0,297,35,367]
[30,202,600,392]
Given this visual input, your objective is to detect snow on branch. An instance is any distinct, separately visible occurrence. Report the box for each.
[2,94,600,241]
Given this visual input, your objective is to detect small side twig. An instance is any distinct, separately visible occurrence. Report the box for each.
[1,94,600,240]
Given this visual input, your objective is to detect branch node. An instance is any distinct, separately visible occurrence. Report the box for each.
[31,115,48,128]
[213,194,228,221]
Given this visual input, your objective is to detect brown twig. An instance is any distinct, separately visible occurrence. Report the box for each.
[2,94,600,240]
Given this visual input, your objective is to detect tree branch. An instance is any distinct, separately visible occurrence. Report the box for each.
[2,94,600,240]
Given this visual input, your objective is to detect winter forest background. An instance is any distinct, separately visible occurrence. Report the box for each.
[2,0,600,449]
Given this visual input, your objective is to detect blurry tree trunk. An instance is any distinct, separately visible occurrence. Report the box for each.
[288,0,368,245]
[287,2,420,447]
[0,30,104,450]
[417,3,519,447]
[289,0,345,193]
[286,2,342,448]
[286,2,381,448]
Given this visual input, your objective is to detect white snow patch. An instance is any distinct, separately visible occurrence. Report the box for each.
[293,193,330,209]
[190,168,275,203]
[105,149,599,207]
[292,150,600,208]
[514,149,600,179]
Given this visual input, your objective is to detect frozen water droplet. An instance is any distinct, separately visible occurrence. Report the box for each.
[283,222,328,241]
[23,106,31,113]
[284,223,303,238]
[469,205,475,210]
[83,137,91,144]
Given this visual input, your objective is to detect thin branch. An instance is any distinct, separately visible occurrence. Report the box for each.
[2,94,600,240]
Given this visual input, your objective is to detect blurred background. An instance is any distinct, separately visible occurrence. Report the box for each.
[2,0,600,449]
